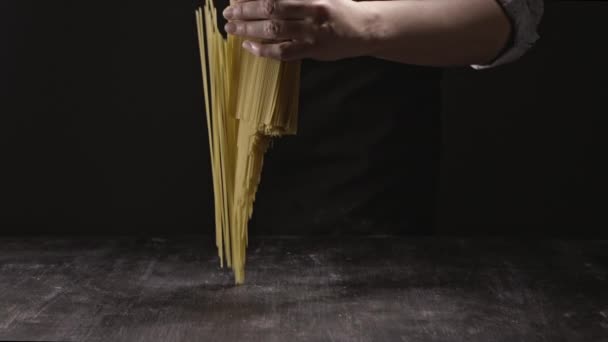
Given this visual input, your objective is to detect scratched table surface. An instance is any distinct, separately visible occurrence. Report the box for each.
[0,235,606,342]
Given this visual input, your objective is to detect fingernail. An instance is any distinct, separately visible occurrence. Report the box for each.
[224,22,236,34]
[222,6,233,19]
[242,41,258,55]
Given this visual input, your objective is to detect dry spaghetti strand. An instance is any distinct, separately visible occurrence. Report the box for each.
[195,0,301,284]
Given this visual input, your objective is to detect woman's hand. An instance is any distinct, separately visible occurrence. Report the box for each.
[222,0,375,61]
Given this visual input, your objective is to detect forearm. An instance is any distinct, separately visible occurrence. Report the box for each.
[356,0,512,66]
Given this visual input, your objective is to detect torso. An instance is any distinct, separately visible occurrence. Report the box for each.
[250,57,443,235]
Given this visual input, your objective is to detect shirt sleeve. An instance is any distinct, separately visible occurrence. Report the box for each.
[471,0,544,70]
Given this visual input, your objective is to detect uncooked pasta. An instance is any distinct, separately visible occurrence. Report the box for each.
[195,0,301,284]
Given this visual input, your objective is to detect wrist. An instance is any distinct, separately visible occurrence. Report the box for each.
[351,1,385,58]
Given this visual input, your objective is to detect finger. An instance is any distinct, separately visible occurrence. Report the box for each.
[225,19,309,41]
[242,40,308,61]
[223,0,319,20]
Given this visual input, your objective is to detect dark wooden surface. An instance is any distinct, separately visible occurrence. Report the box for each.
[0,236,607,342]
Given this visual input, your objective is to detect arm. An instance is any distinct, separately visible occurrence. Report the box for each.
[357,0,512,66]
[223,0,540,67]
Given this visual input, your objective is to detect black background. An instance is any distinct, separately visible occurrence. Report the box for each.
[1,1,606,237]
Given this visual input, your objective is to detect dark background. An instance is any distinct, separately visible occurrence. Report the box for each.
[1,1,606,237]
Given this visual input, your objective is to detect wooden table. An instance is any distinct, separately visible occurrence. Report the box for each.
[0,235,606,342]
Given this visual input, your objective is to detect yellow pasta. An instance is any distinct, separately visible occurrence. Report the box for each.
[195,0,301,284]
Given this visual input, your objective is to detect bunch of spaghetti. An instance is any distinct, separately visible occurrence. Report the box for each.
[195,0,301,284]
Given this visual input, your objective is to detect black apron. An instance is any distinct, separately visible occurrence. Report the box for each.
[250,57,443,235]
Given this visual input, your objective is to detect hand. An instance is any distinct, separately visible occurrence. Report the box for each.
[222,0,374,61]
